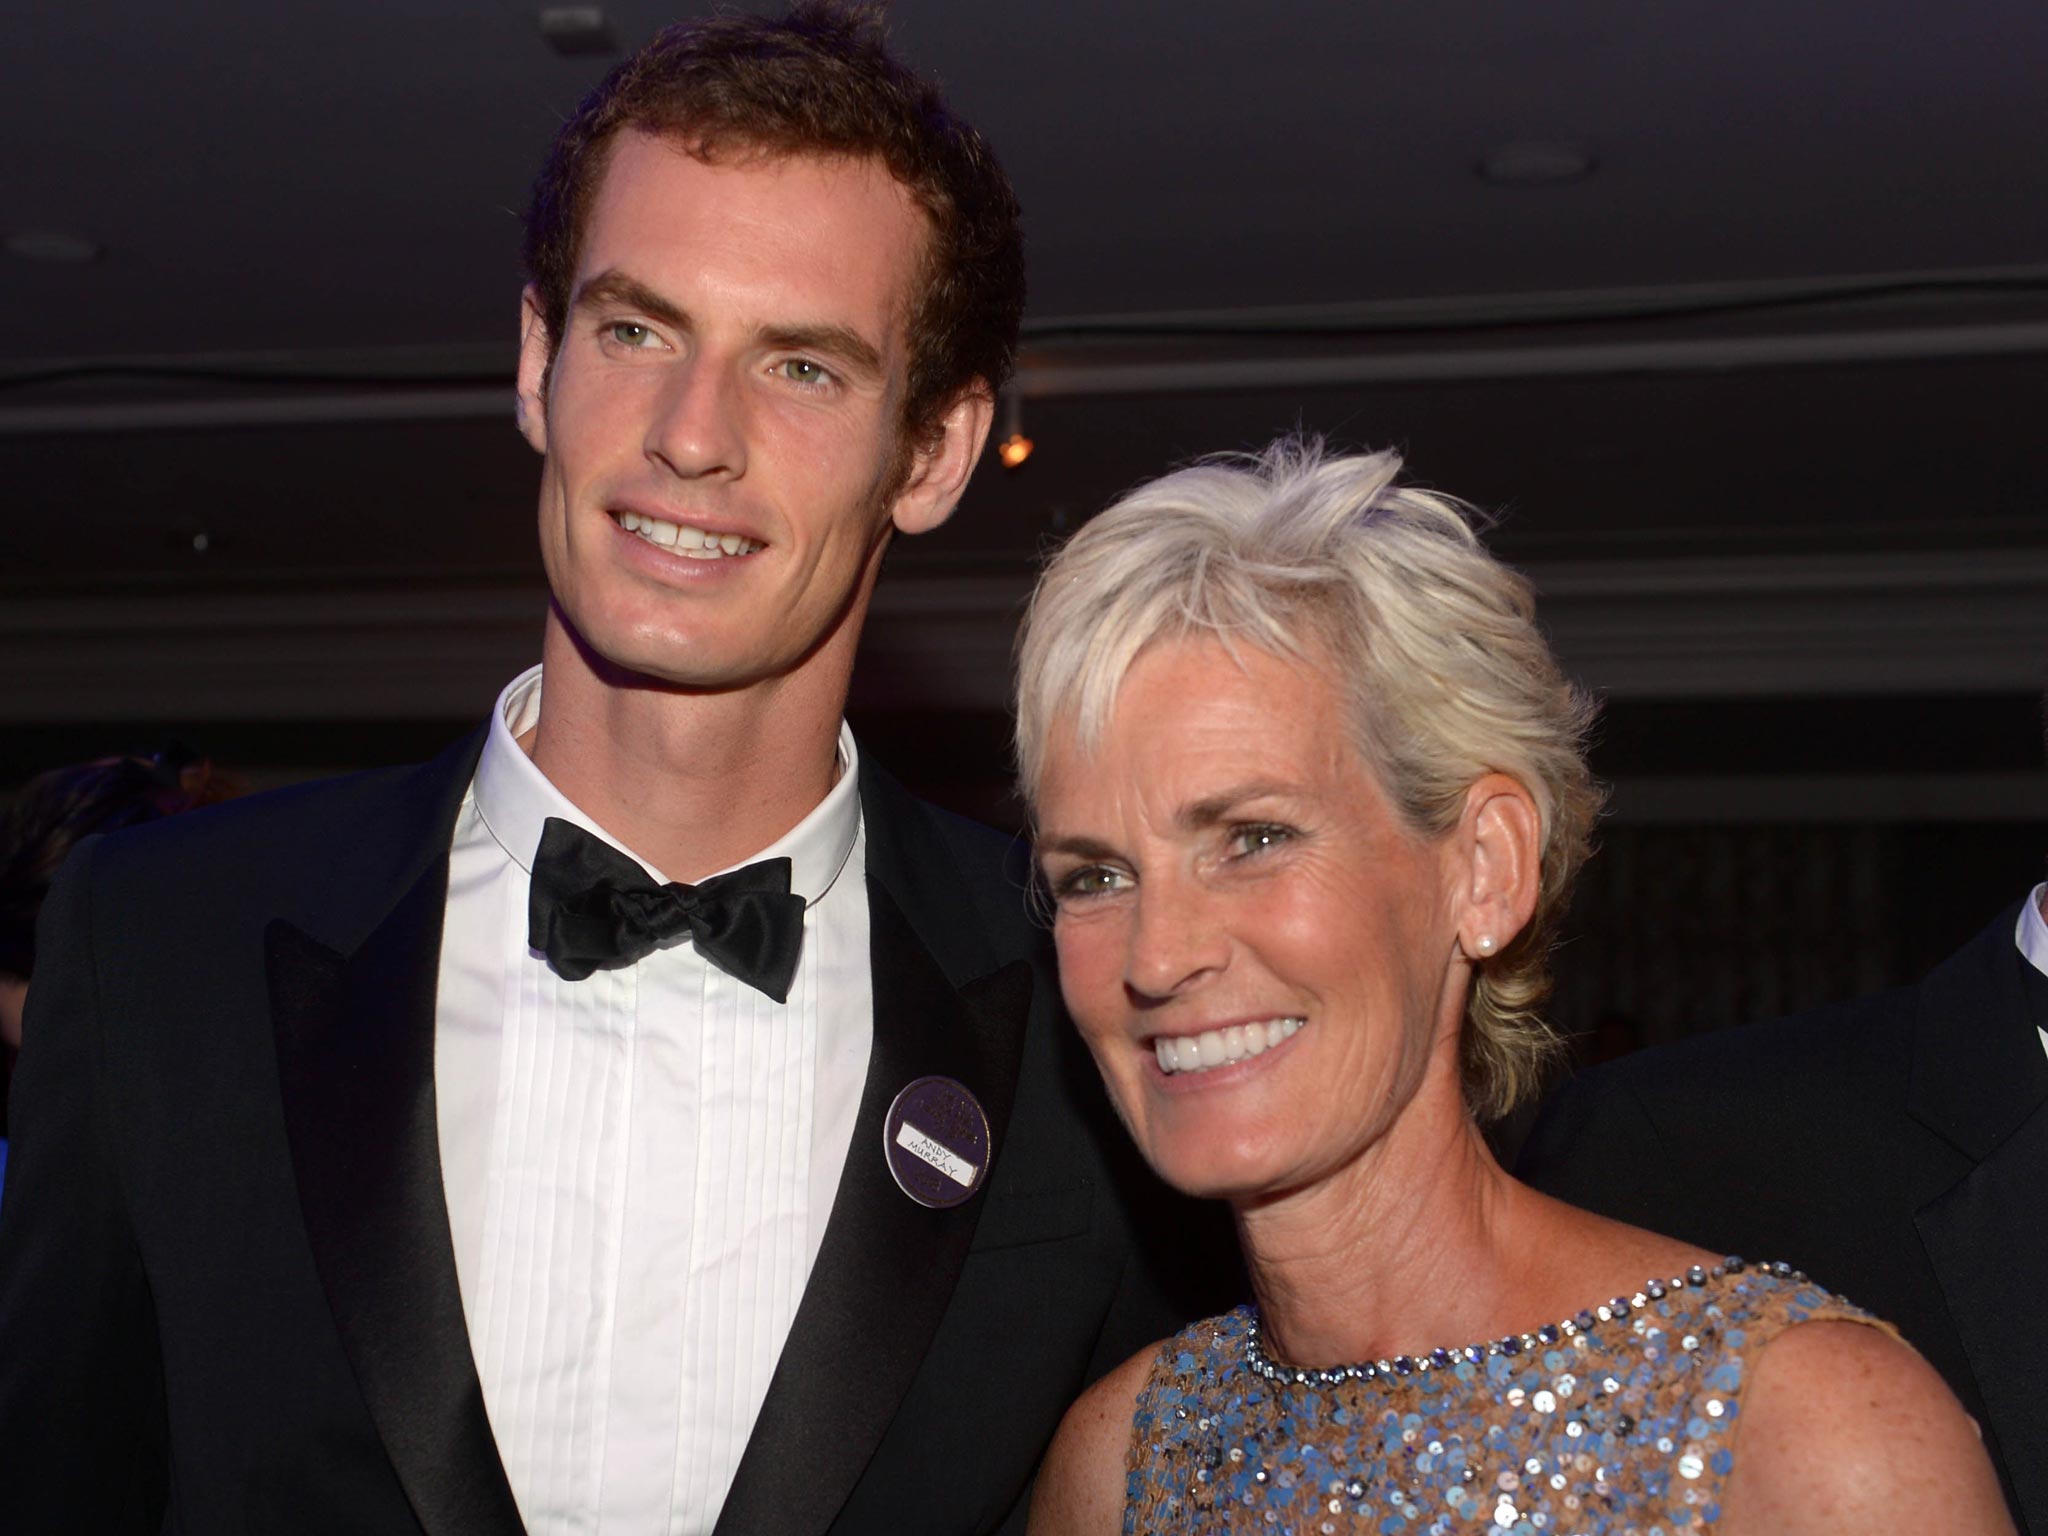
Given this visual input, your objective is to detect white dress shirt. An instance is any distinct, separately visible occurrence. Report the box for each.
[435,665,873,1534]
[2016,881,2048,1062]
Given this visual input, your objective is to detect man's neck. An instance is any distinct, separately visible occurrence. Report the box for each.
[523,617,852,884]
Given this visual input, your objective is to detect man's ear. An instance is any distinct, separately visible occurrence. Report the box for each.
[514,286,552,456]
[889,385,995,536]
[1455,773,1543,960]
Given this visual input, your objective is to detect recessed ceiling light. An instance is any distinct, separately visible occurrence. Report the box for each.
[1477,142,1596,187]
[539,6,616,57]
[5,229,104,264]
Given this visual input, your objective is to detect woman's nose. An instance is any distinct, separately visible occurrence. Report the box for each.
[1123,877,1228,1002]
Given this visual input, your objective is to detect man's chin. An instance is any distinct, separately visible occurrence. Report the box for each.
[542,596,700,680]
[569,639,764,696]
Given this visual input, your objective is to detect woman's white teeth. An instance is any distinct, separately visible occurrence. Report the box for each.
[616,511,761,558]
[1154,1017,1304,1075]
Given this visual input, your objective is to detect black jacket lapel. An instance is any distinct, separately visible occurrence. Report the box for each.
[1916,1104,2048,1536]
[713,771,1037,1536]
[1909,905,2048,1535]
[1906,901,2048,1162]
[268,732,523,1536]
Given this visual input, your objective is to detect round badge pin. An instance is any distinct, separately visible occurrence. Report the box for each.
[883,1075,990,1209]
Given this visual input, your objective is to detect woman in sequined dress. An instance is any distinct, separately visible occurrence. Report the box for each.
[1013,438,2011,1536]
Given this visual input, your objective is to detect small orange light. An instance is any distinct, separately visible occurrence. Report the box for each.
[998,433,1034,470]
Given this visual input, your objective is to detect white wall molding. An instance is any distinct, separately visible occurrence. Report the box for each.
[9,260,2048,434]
[10,319,2047,434]
[1605,772,2048,824]
[1530,548,2048,701]
[1,586,549,721]
[4,547,2044,722]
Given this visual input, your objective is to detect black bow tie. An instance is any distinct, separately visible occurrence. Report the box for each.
[527,817,806,1003]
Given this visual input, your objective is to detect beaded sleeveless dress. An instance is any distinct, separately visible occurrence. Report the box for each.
[1122,1260,1883,1535]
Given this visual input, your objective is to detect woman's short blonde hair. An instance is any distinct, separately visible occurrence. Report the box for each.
[1014,436,1603,1122]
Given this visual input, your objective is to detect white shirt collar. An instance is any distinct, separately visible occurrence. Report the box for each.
[2017,882,2048,982]
[471,663,860,906]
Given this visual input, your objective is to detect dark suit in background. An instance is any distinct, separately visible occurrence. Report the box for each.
[0,730,1228,1535]
[1517,899,2048,1536]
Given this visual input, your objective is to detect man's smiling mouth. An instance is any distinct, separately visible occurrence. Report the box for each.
[614,509,764,559]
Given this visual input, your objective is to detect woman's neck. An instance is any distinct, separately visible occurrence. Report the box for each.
[1235,1081,1561,1370]
[1235,1077,1707,1372]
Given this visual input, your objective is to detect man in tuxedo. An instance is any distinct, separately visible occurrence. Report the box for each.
[1518,877,2048,1535]
[0,8,1226,1532]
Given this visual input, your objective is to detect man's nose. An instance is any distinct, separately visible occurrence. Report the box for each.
[645,357,747,480]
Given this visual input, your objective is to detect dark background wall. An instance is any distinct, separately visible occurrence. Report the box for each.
[4,0,2046,1083]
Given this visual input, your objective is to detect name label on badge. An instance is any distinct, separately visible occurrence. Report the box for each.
[894,1120,978,1187]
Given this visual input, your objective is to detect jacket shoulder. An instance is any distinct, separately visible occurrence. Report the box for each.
[64,730,483,929]
[1517,985,1920,1221]
[857,758,1042,977]
[1572,985,1916,1107]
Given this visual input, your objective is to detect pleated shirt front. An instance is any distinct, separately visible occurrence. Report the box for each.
[434,666,872,1534]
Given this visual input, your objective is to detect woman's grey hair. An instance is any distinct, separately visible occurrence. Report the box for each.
[1014,436,1603,1122]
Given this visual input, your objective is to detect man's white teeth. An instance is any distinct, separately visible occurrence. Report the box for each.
[616,511,761,559]
[1154,1017,1304,1075]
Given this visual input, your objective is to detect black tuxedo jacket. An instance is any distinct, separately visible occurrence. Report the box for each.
[0,731,1232,1535]
[1517,902,2048,1536]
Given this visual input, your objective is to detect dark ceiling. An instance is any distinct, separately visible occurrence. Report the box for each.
[4,0,2046,761]
[11,0,2048,356]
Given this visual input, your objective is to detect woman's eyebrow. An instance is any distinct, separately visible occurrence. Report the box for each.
[1035,833,1120,861]
[1178,780,1297,831]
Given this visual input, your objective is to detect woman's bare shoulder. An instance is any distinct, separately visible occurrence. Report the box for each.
[1718,1318,2014,1536]
[1510,1191,1723,1312]
[1026,1340,1162,1536]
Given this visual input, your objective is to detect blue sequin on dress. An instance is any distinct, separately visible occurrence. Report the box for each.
[1122,1263,1884,1534]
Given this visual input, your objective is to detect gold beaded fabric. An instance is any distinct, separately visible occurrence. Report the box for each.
[1121,1264,1888,1535]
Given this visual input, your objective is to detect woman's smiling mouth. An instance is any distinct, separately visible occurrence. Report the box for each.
[1152,1017,1305,1075]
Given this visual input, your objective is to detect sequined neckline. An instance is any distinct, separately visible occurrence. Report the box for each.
[1242,1255,1803,1388]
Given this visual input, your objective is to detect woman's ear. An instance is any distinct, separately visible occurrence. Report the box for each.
[1456,773,1542,961]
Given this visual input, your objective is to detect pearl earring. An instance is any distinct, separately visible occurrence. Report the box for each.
[1475,934,1495,955]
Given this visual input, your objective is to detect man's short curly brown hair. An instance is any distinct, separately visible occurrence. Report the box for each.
[523,2,1025,452]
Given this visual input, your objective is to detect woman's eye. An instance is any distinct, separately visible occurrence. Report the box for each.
[1229,824,1294,858]
[1050,865,1129,902]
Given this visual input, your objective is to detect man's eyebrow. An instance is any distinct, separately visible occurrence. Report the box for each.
[757,323,885,384]
[571,270,689,331]
[566,272,886,385]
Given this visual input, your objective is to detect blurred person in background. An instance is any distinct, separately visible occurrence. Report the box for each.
[0,748,236,1198]
[1518,704,2048,1534]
